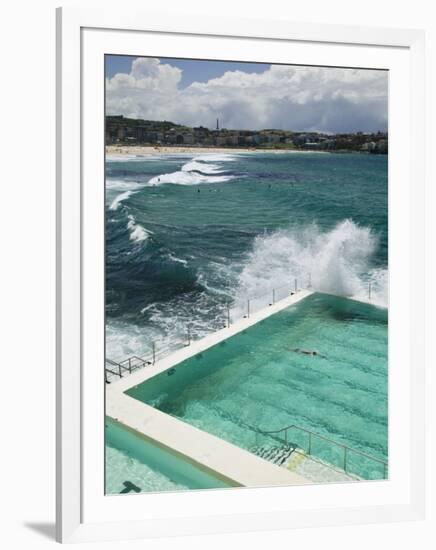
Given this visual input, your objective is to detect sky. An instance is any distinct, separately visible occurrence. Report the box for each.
[105,55,388,134]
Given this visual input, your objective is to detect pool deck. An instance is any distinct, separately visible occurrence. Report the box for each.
[106,288,314,488]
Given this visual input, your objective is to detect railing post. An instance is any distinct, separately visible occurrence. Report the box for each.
[272,289,275,305]
[254,422,386,477]
[118,364,122,378]
[187,325,191,346]
[368,282,372,300]
[152,342,156,365]
[294,278,298,292]
[227,304,231,327]
[247,299,250,318]
[128,357,132,373]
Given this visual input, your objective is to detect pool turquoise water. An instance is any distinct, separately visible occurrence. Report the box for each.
[105,418,234,494]
[127,293,388,480]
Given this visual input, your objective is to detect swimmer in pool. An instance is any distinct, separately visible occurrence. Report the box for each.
[291,348,327,358]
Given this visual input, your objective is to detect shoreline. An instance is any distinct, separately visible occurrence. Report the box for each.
[105,145,329,157]
[105,145,384,157]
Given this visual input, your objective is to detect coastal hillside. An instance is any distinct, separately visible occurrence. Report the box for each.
[105,115,388,154]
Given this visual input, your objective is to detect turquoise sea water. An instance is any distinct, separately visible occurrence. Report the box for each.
[127,293,388,480]
[105,151,388,361]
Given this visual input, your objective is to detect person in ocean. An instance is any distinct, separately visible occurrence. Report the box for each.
[291,348,327,358]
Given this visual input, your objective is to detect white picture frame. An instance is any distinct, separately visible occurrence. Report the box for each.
[56,6,426,543]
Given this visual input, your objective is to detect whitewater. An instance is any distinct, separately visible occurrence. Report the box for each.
[105,150,388,361]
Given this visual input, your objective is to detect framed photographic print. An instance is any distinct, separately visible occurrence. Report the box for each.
[56,6,426,543]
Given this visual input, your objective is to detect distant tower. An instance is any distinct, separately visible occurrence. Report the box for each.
[216,118,219,131]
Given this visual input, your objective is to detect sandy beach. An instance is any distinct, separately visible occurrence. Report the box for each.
[106,144,297,157]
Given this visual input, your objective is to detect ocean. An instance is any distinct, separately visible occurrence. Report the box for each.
[105,151,388,363]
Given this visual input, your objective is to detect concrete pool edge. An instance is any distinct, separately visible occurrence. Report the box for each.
[106,289,314,488]
[106,417,239,491]
[106,392,309,488]
[110,288,314,392]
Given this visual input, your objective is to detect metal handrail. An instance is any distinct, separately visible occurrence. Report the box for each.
[245,282,298,303]
[255,423,387,478]
[106,358,121,367]
[105,276,311,380]
[104,276,376,383]
[104,367,120,378]
[120,355,150,367]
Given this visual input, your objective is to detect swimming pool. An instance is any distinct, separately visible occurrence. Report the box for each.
[105,418,235,494]
[126,293,388,481]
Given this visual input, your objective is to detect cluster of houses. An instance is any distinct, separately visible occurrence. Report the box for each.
[105,115,388,153]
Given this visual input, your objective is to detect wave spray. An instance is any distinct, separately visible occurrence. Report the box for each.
[234,219,388,307]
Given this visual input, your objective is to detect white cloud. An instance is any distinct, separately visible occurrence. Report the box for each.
[106,58,388,133]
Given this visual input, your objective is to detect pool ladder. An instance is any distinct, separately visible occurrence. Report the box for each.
[254,423,388,479]
[105,355,152,383]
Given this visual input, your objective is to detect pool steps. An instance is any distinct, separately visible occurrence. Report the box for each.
[251,444,358,483]
[251,444,297,467]
[254,423,387,479]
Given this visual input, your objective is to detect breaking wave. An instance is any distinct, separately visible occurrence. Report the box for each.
[107,179,149,210]
[234,219,388,307]
[109,190,133,211]
[181,160,223,174]
[105,219,387,360]
[106,179,145,191]
[148,171,234,185]
[127,215,152,243]
[148,153,237,185]
[193,153,238,162]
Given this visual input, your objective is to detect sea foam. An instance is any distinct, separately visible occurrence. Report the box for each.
[127,215,151,242]
[148,171,234,185]
[106,219,387,361]
[181,160,223,174]
[234,219,388,307]
[106,179,145,191]
[193,153,239,162]
[109,190,133,211]
[148,153,237,185]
